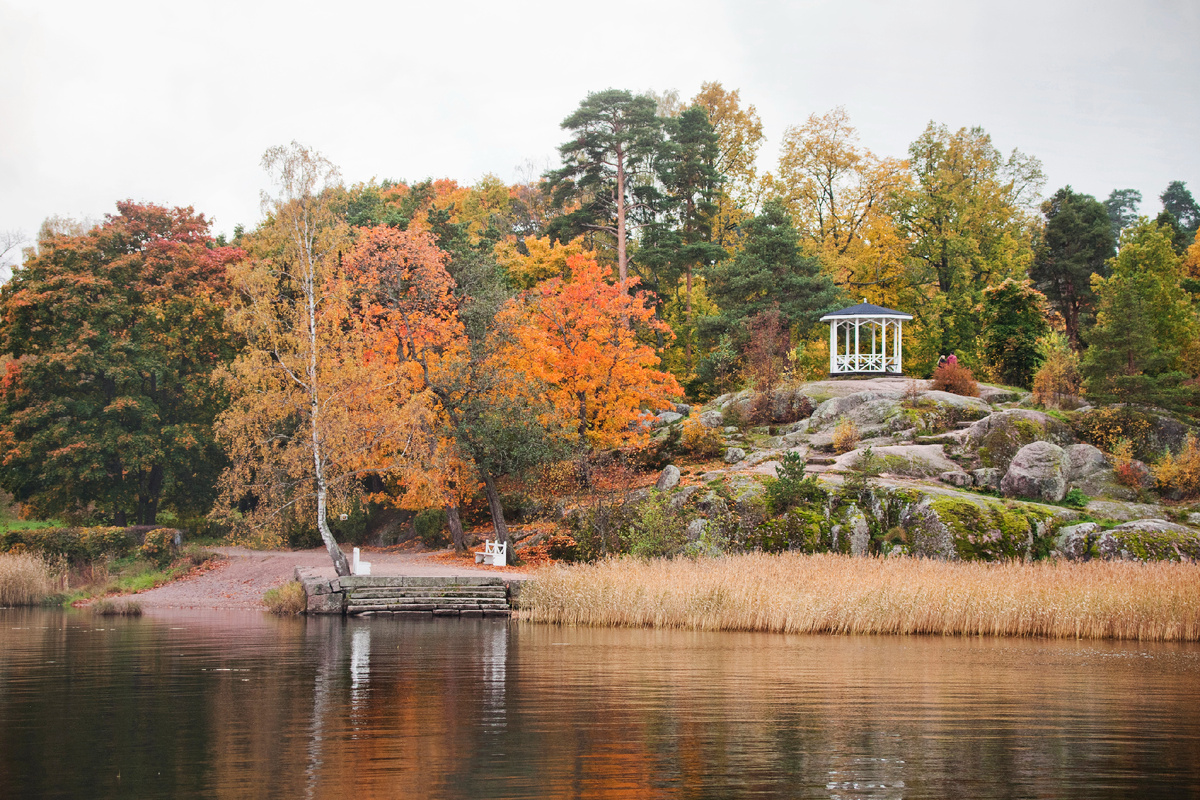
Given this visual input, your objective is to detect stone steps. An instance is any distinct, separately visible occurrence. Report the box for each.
[347,588,507,600]
[343,582,513,618]
[346,598,510,610]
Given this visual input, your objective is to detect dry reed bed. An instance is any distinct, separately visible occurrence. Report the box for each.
[0,551,55,606]
[518,553,1200,641]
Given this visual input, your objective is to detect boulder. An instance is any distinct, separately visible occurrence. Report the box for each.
[1096,519,1200,561]
[669,485,702,508]
[971,467,1002,491]
[723,426,740,434]
[1064,444,1108,480]
[940,471,973,487]
[724,447,746,464]
[1054,522,1102,560]
[967,409,1074,473]
[1000,441,1070,502]
[655,465,681,491]
[699,410,724,429]
[653,411,683,427]
[685,518,708,541]
[673,403,692,415]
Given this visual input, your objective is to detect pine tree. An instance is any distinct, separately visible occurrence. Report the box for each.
[705,199,844,337]
[1030,186,1114,346]
[1082,220,1200,412]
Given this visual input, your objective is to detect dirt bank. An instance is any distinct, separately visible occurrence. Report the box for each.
[134,547,531,612]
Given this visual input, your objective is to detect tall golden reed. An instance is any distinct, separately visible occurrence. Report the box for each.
[518,553,1200,641]
[0,551,56,606]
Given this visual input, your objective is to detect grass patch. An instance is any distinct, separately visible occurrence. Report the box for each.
[519,553,1200,641]
[263,581,307,616]
[0,551,57,605]
[0,519,61,532]
[49,545,220,607]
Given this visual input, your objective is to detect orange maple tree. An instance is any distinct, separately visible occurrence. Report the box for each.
[506,255,682,449]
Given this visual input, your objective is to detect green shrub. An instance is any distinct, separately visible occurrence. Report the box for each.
[763,452,826,514]
[619,491,692,559]
[1062,487,1090,509]
[0,526,133,565]
[140,529,178,568]
[415,509,449,548]
[263,581,307,616]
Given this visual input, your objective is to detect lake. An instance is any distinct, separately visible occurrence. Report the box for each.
[1,608,1197,798]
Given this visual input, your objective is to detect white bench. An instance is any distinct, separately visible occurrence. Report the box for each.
[352,547,372,576]
[474,539,507,567]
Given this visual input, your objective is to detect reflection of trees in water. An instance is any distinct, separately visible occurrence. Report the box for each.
[2,612,1200,797]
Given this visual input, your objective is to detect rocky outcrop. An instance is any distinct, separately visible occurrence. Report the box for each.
[698,410,724,428]
[832,444,963,479]
[1001,441,1071,502]
[1054,522,1103,560]
[1097,519,1200,561]
[965,409,1074,473]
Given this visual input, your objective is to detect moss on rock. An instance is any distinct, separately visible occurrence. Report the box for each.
[927,497,1058,561]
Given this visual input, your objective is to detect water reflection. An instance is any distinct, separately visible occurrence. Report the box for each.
[0,608,1197,799]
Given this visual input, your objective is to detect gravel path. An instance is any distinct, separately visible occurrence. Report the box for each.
[135,547,531,612]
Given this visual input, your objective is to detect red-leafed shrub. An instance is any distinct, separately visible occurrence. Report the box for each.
[931,363,980,397]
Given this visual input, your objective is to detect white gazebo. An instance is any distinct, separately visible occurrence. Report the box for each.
[820,302,913,376]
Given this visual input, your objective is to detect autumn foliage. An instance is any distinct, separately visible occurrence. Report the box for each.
[506,256,682,449]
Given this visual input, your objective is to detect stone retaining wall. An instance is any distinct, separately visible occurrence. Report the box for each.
[295,569,523,617]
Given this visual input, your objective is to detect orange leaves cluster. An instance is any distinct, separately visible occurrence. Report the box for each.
[504,255,682,449]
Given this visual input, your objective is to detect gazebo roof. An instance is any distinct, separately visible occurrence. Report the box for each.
[820,302,913,321]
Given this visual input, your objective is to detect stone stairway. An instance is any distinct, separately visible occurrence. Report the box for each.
[341,576,514,618]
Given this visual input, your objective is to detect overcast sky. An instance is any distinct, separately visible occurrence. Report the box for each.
[2,0,1197,263]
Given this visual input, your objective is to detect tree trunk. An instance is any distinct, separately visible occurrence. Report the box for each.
[481,473,510,546]
[446,502,467,554]
[615,143,628,290]
[136,464,164,525]
[685,266,694,369]
[114,510,127,527]
[316,484,350,577]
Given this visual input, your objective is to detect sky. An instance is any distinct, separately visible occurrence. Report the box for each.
[1,0,1197,266]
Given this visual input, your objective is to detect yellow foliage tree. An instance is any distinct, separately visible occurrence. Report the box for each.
[494,235,598,289]
[774,107,911,304]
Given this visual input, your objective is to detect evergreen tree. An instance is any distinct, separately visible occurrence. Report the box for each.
[1082,220,1200,412]
[1030,186,1114,346]
[546,89,664,288]
[1103,188,1141,243]
[1161,180,1200,233]
[979,279,1050,388]
[704,199,843,338]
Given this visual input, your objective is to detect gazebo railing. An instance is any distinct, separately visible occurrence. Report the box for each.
[833,353,899,373]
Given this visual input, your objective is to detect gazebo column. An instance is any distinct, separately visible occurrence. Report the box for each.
[854,319,860,372]
[895,320,902,373]
[829,319,837,374]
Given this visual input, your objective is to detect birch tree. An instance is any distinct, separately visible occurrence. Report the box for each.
[215,143,373,576]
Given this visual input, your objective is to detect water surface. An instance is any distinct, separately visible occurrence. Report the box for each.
[1,608,1197,798]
